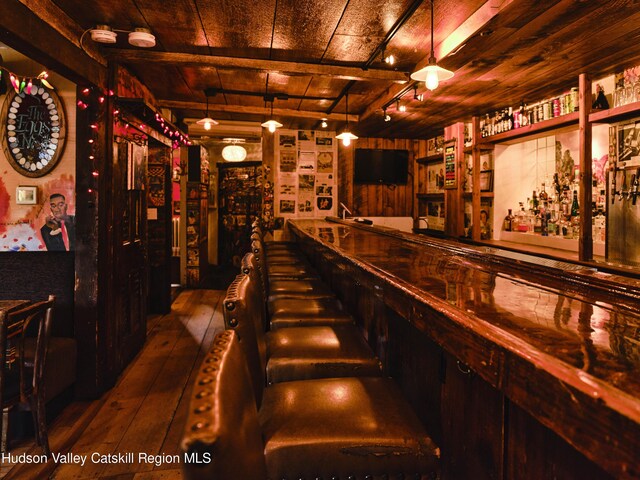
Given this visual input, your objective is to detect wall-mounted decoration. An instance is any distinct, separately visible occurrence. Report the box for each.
[15,185,37,204]
[444,139,457,189]
[1,87,67,177]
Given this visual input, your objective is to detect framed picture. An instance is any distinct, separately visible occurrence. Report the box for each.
[479,170,494,192]
[444,139,457,189]
[16,186,37,204]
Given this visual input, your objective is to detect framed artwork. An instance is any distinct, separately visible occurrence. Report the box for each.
[15,186,38,204]
[444,139,457,189]
[479,170,494,192]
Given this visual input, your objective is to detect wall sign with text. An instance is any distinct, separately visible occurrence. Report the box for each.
[444,139,456,189]
[1,87,66,177]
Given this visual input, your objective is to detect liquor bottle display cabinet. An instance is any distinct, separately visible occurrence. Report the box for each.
[416,73,640,274]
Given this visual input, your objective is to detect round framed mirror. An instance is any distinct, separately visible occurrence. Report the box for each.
[1,86,66,177]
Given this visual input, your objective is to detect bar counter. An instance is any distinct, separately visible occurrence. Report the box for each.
[288,218,640,480]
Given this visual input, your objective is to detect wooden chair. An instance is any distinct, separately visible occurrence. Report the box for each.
[0,295,54,456]
[182,330,440,480]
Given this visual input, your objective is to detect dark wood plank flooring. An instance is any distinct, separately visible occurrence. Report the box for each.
[1,289,225,480]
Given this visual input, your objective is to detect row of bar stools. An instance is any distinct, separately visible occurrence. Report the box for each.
[233,255,381,385]
[249,233,354,330]
[181,224,441,479]
[182,307,440,479]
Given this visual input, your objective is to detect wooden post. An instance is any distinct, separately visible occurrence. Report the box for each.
[471,117,482,241]
[579,73,593,260]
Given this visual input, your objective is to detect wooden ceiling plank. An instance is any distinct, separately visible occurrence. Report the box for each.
[106,49,410,82]
[358,0,515,124]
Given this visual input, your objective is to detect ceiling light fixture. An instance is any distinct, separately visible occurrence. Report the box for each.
[222,138,247,162]
[89,25,156,48]
[410,0,454,91]
[414,86,424,101]
[321,118,328,128]
[196,90,218,131]
[261,91,282,133]
[385,54,395,65]
[397,100,406,112]
[383,108,391,122]
[335,91,358,147]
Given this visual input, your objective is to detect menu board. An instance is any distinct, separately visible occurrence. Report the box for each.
[444,140,457,189]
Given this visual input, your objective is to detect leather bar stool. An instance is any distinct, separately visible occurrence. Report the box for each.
[182,330,440,480]
[224,273,381,385]
[243,252,354,330]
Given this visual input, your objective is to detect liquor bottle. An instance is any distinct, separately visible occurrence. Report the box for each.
[547,206,557,236]
[507,107,513,130]
[516,203,528,232]
[561,186,571,219]
[571,189,580,218]
[533,210,542,234]
[553,173,562,197]
[541,202,549,236]
[503,209,514,231]
[539,182,548,202]
[531,190,539,213]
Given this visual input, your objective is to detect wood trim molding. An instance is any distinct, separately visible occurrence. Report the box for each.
[159,100,359,122]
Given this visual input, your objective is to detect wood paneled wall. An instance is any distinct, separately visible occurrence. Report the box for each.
[339,138,428,218]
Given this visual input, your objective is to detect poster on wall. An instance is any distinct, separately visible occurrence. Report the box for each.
[0,177,76,252]
[274,130,337,220]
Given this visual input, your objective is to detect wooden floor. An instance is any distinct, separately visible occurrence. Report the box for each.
[1,289,225,480]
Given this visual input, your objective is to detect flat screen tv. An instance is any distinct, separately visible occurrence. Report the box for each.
[353,148,409,185]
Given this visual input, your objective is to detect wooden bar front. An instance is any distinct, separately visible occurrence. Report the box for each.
[288,218,640,480]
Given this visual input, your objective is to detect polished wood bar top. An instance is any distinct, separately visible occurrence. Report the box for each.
[289,218,640,478]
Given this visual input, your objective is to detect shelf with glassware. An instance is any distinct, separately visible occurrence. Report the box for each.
[468,88,610,260]
[415,135,446,234]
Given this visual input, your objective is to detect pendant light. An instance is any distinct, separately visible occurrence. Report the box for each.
[410,0,454,91]
[261,95,283,133]
[335,91,358,147]
[196,91,218,131]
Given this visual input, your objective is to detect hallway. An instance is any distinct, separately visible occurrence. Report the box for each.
[2,289,225,480]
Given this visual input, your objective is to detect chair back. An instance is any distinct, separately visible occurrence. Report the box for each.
[181,330,267,480]
[241,252,268,322]
[223,274,266,407]
[0,296,55,405]
[248,240,270,295]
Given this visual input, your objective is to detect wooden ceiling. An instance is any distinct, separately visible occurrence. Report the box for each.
[43,0,640,138]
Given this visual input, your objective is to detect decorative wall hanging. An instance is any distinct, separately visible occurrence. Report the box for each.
[1,87,67,177]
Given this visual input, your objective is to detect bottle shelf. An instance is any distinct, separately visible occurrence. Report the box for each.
[463,192,494,198]
[589,100,640,124]
[417,192,445,199]
[477,111,580,145]
[416,153,443,164]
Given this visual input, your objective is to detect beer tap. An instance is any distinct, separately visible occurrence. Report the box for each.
[611,164,619,204]
[632,167,640,206]
[620,167,627,202]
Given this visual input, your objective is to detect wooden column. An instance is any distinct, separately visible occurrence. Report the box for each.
[444,122,465,238]
[471,117,482,241]
[579,73,593,260]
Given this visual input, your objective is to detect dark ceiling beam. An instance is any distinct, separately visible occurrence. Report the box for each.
[16,0,106,66]
[0,0,106,87]
[158,100,359,122]
[105,49,410,83]
[359,0,515,125]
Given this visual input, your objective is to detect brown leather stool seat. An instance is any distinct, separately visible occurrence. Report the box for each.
[182,331,440,480]
[242,253,356,330]
[225,272,380,384]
